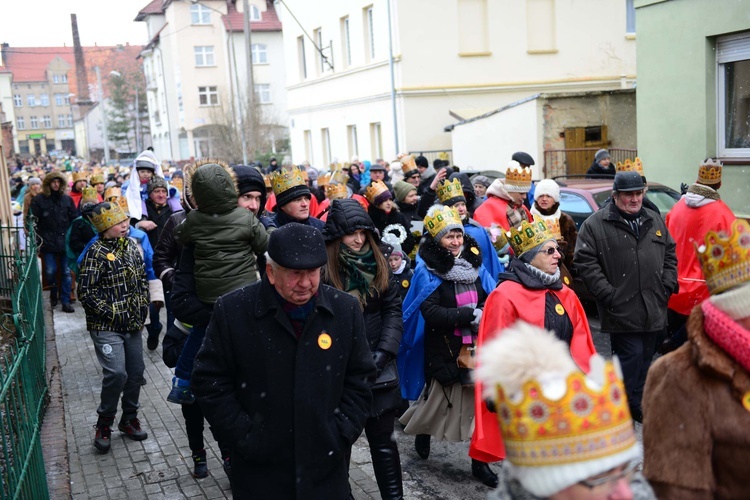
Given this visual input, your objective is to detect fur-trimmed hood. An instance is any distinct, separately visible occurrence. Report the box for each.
[189,159,237,214]
[41,171,67,196]
[418,232,483,275]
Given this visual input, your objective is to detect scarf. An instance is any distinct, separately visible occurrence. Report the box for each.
[702,299,750,373]
[685,183,720,208]
[523,263,561,287]
[430,253,480,344]
[615,206,643,238]
[339,243,377,308]
[530,202,561,220]
[393,259,407,275]
[431,253,479,284]
[507,202,530,228]
[274,288,317,339]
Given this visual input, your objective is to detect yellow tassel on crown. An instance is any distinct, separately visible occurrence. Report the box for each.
[89,201,129,233]
[269,167,306,195]
[494,360,636,467]
[436,178,464,204]
[424,206,462,239]
[615,157,644,176]
[509,220,554,256]
[365,180,390,204]
[697,158,722,185]
[697,219,750,295]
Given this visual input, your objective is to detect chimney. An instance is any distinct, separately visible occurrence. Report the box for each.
[1,43,8,67]
[71,14,92,105]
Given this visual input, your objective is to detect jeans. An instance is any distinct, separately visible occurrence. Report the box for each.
[174,324,207,381]
[90,330,145,419]
[609,331,658,415]
[43,252,71,304]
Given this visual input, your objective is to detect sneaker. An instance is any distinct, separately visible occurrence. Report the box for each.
[62,303,74,313]
[118,417,148,441]
[222,456,232,479]
[192,449,208,478]
[94,417,114,453]
[167,377,195,405]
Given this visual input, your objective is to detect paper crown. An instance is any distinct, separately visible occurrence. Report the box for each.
[505,163,532,192]
[424,205,463,238]
[326,183,348,200]
[436,178,465,204]
[170,177,184,193]
[90,174,105,185]
[263,175,272,188]
[317,172,332,187]
[104,186,122,201]
[269,167,306,195]
[489,224,510,252]
[697,158,723,185]
[509,220,555,256]
[71,171,89,183]
[365,180,390,204]
[109,195,130,215]
[615,157,644,176]
[400,155,418,174]
[81,186,99,205]
[697,219,750,295]
[534,216,562,241]
[89,202,129,233]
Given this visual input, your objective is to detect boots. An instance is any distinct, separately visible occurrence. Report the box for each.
[414,434,430,459]
[471,459,499,488]
[118,416,148,441]
[94,416,114,453]
[167,377,195,405]
[371,443,404,499]
[192,449,208,478]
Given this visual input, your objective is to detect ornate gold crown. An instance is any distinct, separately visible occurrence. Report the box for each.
[615,157,644,176]
[317,172,332,187]
[81,186,99,205]
[365,180,390,204]
[90,174,105,185]
[494,360,636,467]
[104,187,122,201]
[509,220,555,256]
[505,165,532,191]
[325,183,348,200]
[424,206,463,238]
[698,158,722,185]
[436,178,464,204]
[71,171,89,183]
[263,175,272,188]
[400,155,418,174]
[331,169,349,185]
[109,195,130,216]
[697,219,750,295]
[534,216,562,241]
[89,202,129,233]
[269,167,306,195]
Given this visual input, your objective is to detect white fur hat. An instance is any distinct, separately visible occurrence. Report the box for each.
[534,179,560,203]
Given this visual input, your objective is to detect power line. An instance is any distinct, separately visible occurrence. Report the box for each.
[276,0,333,71]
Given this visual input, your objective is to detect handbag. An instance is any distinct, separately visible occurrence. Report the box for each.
[457,345,476,370]
[372,358,400,390]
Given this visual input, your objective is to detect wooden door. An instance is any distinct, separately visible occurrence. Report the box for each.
[563,125,608,175]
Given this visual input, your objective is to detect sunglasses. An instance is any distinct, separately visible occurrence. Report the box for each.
[579,460,637,489]
[542,246,561,255]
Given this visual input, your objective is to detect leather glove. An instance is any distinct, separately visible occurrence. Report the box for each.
[471,309,483,327]
[162,269,175,290]
[372,350,390,372]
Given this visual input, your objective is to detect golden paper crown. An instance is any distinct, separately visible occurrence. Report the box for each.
[263,175,272,188]
[509,220,555,256]
[326,183,348,200]
[80,186,99,205]
[331,169,349,185]
[697,219,750,295]
[89,201,129,233]
[71,171,89,184]
[104,187,122,201]
[534,216,562,241]
[505,165,532,191]
[90,174,105,185]
[269,167,306,195]
[697,158,722,185]
[436,178,465,204]
[171,177,184,193]
[400,155,418,174]
[490,225,510,252]
[494,360,636,467]
[317,172,332,187]
[365,180,390,204]
[615,157,644,176]
[424,206,463,239]
[109,195,130,215]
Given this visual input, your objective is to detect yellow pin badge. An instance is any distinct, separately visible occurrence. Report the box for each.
[318,332,332,350]
[106,253,116,261]
[555,304,565,316]
[563,276,570,285]
[401,280,409,288]
[470,247,480,255]
[655,230,662,237]
[742,391,750,412]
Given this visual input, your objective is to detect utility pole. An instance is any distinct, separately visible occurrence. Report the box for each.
[95,66,111,164]
[243,0,255,161]
[135,89,141,152]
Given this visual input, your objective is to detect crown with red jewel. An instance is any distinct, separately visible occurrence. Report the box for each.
[697,158,722,186]
[505,162,532,192]
[697,219,750,295]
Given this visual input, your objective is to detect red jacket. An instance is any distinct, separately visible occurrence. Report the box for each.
[469,280,596,463]
[473,196,532,231]
[665,198,736,315]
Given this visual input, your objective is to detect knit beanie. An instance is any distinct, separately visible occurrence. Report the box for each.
[415,155,429,169]
[233,164,264,196]
[472,175,491,188]
[595,149,611,162]
[710,282,750,320]
[533,179,560,203]
[393,180,417,203]
[147,176,168,195]
[373,189,392,206]
[28,177,42,186]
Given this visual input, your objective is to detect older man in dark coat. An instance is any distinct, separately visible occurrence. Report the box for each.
[192,223,375,500]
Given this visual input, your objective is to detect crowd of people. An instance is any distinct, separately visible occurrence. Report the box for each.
[13,146,750,499]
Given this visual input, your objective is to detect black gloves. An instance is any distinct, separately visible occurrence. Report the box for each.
[372,350,390,372]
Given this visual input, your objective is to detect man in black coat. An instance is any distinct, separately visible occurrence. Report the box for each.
[192,223,376,500]
[30,170,77,312]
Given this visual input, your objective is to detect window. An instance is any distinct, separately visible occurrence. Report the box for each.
[347,124,358,157]
[626,0,636,35]
[27,95,36,107]
[198,86,219,106]
[16,117,24,130]
[58,115,66,127]
[40,94,49,106]
[304,129,313,161]
[18,140,29,154]
[297,36,307,80]
[718,32,750,157]
[526,0,557,53]
[314,28,323,74]
[254,84,271,103]
[341,16,351,68]
[194,46,215,66]
[458,0,489,54]
[248,4,261,21]
[52,73,68,83]
[321,128,331,166]
[251,44,268,64]
[42,115,52,128]
[55,93,64,105]
[191,4,211,24]
[30,116,38,129]
[46,139,55,152]
[13,94,21,107]
[370,122,382,160]
[364,6,375,61]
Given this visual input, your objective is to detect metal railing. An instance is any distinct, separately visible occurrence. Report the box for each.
[408,150,453,168]
[0,223,49,500]
[543,148,638,178]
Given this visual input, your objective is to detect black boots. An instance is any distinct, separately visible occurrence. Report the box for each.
[414,434,430,459]
[472,459,499,488]
[192,449,208,478]
[118,417,148,441]
[371,443,404,499]
[94,416,114,453]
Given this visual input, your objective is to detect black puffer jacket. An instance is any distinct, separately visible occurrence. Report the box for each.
[153,211,187,291]
[30,171,77,253]
[418,234,487,387]
[322,198,376,241]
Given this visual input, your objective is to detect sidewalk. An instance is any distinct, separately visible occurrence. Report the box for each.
[44,294,384,499]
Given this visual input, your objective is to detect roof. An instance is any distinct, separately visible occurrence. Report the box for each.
[223,1,281,32]
[134,0,165,21]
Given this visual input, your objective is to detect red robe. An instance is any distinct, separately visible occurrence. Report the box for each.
[316,195,369,222]
[469,280,597,463]
[473,196,532,231]
[665,198,736,315]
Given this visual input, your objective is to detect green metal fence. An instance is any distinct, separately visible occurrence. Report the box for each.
[0,223,49,500]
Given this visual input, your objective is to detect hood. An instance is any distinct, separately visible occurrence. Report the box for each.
[41,171,67,196]
[189,161,238,214]
[323,198,377,241]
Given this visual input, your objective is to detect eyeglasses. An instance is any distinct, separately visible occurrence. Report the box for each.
[542,246,561,255]
[579,461,638,489]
